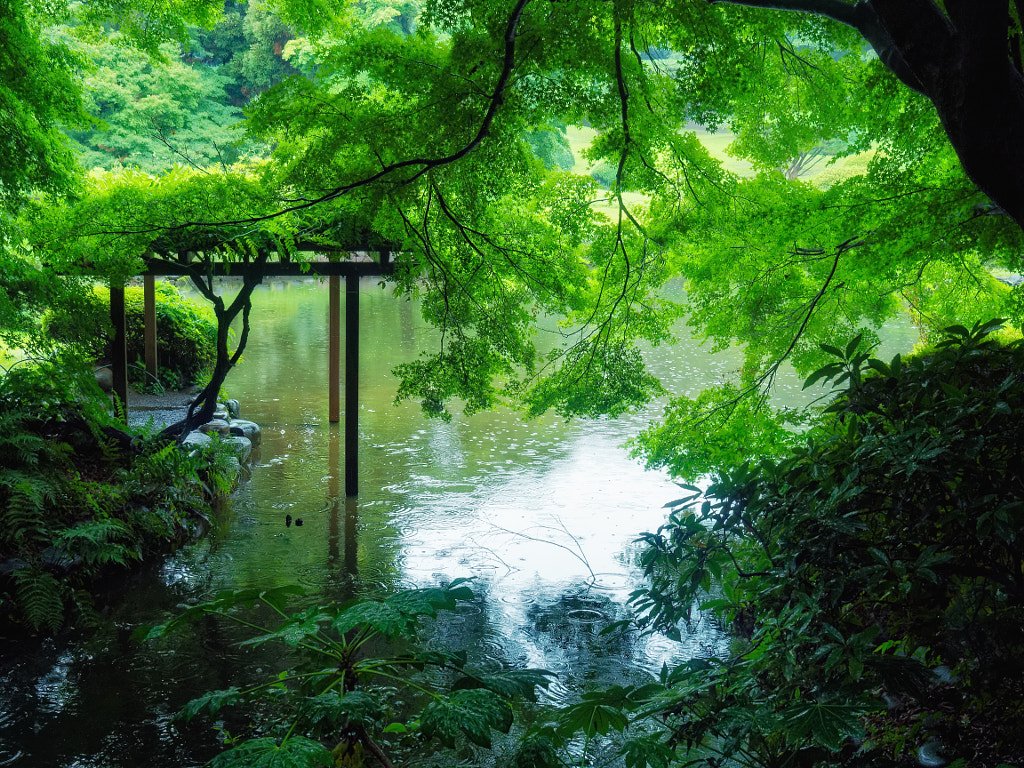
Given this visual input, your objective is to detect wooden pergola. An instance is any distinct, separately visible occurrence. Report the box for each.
[109,247,395,496]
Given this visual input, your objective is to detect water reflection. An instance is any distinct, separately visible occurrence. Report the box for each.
[0,277,918,766]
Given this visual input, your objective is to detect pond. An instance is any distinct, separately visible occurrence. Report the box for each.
[0,278,920,767]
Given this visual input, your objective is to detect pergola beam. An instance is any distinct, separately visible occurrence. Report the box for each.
[122,246,394,496]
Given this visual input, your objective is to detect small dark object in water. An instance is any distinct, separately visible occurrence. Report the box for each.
[285,514,292,527]
[295,518,304,526]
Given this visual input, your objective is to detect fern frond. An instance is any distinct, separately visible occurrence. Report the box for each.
[0,429,46,468]
[13,567,65,632]
[0,477,53,546]
[57,519,139,566]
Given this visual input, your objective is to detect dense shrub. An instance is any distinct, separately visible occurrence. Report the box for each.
[589,160,617,189]
[47,281,217,390]
[120,281,217,390]
[525,125,575,171]
[0,359,235,634]
[625,321,1024,767]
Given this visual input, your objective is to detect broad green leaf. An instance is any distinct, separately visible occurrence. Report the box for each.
[780,699,878,751]
[452,668,555,702]
[208,736,332,768]
[844,333,864,359]
[297,690,381,728]
[240,607,332,647]
[622,734,675,768]
[420,688,514,748]
[331,598,423,638]
[177,687,242,722]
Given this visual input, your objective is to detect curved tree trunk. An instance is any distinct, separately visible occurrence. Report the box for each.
[161,249,268,440]
[869,0,1024,231]
[712,0,1024,231]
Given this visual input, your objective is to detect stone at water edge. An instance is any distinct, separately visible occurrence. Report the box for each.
[182,431,213,449]
[225,399,241,418]
[198,419,231,436]
[222,435,252,464]
[229,419,261,446]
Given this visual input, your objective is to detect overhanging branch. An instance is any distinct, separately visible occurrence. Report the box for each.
[124,0,533,236]
[708,0,927,92]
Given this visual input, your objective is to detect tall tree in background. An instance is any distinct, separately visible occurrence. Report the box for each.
[66,36,245,173]
[1,0,233,351]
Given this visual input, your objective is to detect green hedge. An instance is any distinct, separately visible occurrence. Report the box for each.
[47,281,217,390]
[119,282,217,390]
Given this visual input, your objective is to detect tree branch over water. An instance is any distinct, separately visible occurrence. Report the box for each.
[91,0,534,239]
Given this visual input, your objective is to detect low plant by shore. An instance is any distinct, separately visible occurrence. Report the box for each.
[0,357,236,635]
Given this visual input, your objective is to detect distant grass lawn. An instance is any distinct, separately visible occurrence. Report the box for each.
[564,123,872,194]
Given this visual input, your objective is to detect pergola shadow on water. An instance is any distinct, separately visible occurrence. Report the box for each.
[108,245,395,497]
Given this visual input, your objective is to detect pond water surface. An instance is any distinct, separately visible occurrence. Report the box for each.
[0,278,920,767]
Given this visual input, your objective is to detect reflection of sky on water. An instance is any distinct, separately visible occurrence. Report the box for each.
[211,278,743,680]
[381,409,731,683]
[33,651,77,715]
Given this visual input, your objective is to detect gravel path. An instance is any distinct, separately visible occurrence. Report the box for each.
[125,386,203,431]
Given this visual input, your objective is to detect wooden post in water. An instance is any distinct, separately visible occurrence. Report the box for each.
[143,275,158,383]
[345,274,359,496]
[109,283,128,419]
[329,275,341,423]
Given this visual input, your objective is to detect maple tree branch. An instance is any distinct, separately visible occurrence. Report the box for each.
[117,0,533,237]
[708,0,927,92]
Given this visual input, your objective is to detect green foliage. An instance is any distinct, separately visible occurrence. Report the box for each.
[588,160,618,190]
[0,0,88,212]
[8,0,1024,439]
[0,358,236,633]
[190,0,301,104]
[0,234,108,357]
[525,124,574,172]
[209,737,332,768]
[139,581,553,766]
[420,688,513,748]
[65,33,246,173]
[624,323,1024,766]
[1,0,231,214]
[44,281,217,389]
[122,282,217,389]
[15,0,1022,433]
[11,567,66,633]
[630,383,810,482]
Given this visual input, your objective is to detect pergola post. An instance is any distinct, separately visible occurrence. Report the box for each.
[109,282,128,418]
[345,274,359,496]
[144,275,158,383]
[329,275,341,423]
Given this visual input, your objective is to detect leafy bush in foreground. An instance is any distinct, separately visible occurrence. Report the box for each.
[622,321,1024,767]
[138,581,553,768]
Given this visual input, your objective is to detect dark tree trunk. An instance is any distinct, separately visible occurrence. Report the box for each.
[160,249,268,440]
[713,0,1024,231]
[870,0,1024,230]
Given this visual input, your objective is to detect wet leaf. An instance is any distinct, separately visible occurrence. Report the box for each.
[420,688,514,748]
[208,736,332,768]
[452,668,555,702]
[177,687,243,722]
